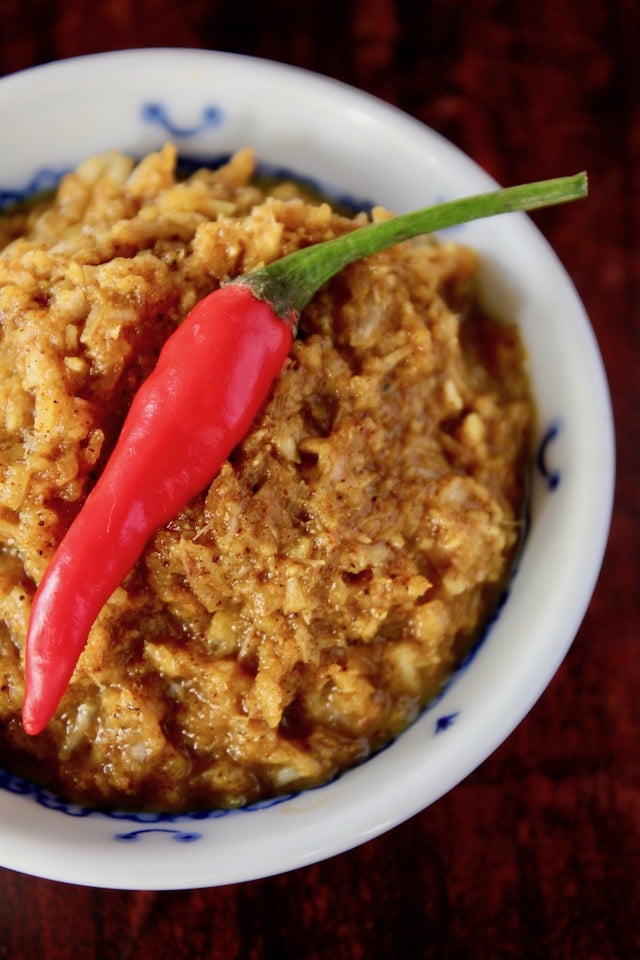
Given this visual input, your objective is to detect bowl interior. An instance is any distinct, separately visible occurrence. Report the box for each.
[0,49,614,889]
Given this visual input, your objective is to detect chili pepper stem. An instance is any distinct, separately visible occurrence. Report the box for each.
[243,172,588,323]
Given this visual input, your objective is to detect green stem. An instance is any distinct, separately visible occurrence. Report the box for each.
[243,172,588,323]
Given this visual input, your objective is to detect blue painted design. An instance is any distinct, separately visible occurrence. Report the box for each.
[141,102,224,138]
[114,827,201,843]
[435,712,459,733]
[0,167,69,212]
[0,769,94,817]
[0,764,297,830]
[1,151,370,219]
[536,419,563,490]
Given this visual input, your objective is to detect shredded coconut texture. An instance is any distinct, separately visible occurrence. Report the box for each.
[0,145,532,811]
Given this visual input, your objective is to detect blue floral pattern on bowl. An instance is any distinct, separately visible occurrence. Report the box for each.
[141,101,224,138]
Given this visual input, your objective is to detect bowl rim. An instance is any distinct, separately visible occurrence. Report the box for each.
[0,47,615,889]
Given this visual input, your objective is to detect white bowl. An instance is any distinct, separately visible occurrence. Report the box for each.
[0,49,614,890]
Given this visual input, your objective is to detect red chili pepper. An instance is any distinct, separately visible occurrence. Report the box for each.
[21,173,587,735]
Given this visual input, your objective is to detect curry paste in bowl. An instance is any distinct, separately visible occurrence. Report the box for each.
[0,145,532,811]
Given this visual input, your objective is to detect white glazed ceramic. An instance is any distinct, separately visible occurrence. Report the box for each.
[0,49,614,890]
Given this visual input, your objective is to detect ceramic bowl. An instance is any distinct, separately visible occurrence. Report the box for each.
[0,49,614,890]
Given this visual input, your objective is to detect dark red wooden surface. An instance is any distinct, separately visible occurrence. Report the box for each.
[0,2,638,957]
